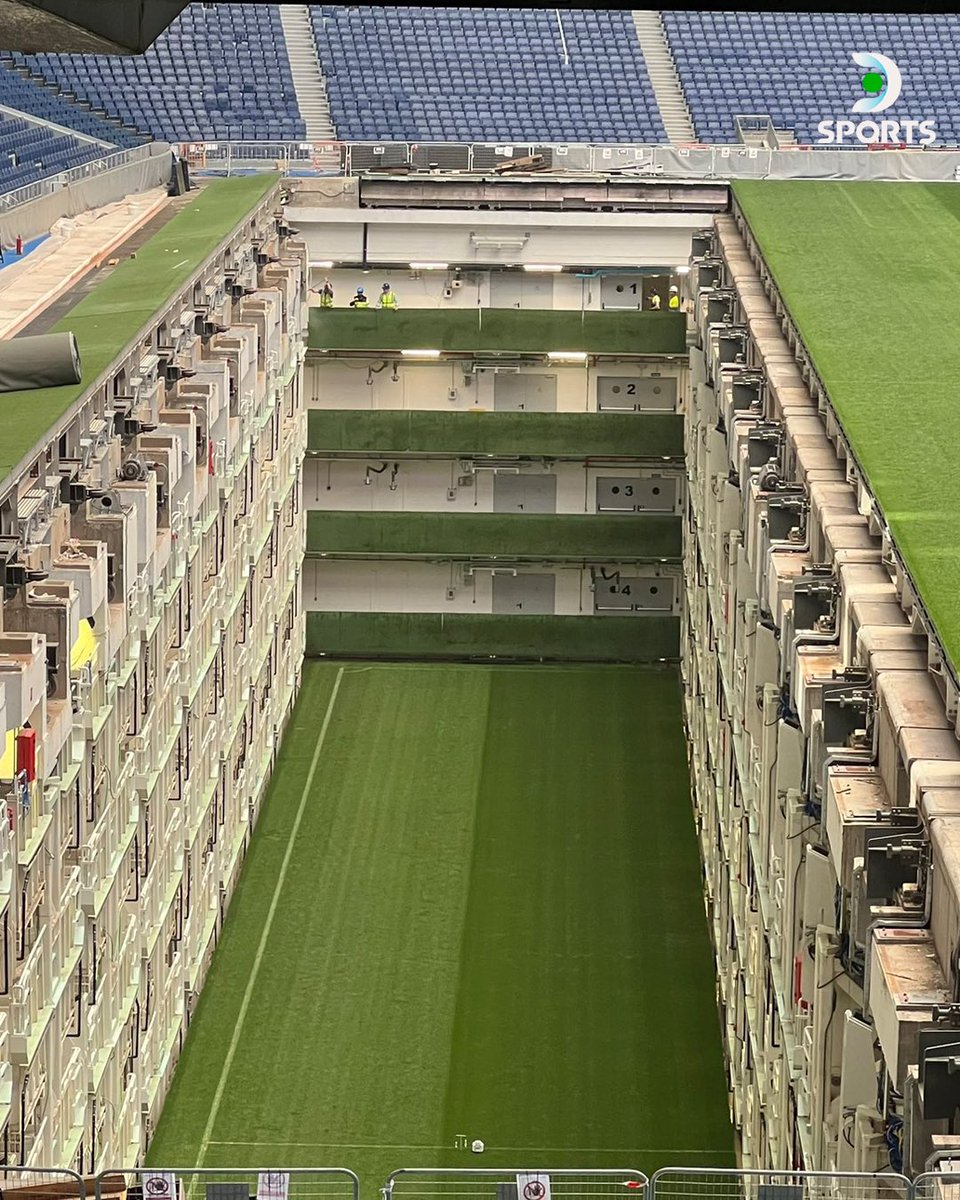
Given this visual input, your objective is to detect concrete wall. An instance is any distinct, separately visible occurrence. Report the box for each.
[303,458,682,515]
[306,359,687,413]
[291,206,701,269]
[303,558,680,616]
[0,143,172,245]
[308,267,681,311]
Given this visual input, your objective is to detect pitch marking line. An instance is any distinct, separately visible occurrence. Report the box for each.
[196,667,346,1168]
[207,1141,723,1155]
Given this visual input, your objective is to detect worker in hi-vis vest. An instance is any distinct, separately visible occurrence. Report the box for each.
[648,291,662,311]
[349,286,369,308]
[378,282,398,309]
[668,285,681,309]
[315,279,334,308]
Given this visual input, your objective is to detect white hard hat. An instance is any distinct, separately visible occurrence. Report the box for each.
[670,285,679,292]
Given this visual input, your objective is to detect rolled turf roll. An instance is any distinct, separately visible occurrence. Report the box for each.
[0,332,82,392]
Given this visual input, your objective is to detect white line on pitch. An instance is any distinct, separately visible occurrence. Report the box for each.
[207,1140,724,1155]
[195,667,346,1168]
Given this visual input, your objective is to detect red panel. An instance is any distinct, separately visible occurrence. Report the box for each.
[15,728,36,782]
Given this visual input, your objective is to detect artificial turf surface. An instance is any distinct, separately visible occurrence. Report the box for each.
[303,612,680,662]
[305,512,682,560]
[733,179,960,674]
[308,308,687,355]
[306,410,685,460]
[147,662,733,1189]
[0,174,278,482]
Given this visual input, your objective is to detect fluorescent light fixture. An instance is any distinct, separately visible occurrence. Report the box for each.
[675,265,691,275]
[409,261,449,270]
[547,351,588,362]
[312,260,336,269]
[523,264,563,272]
[401,349,442,358]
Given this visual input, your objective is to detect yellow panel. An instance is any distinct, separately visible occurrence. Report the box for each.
[70,618,98,673]
[0,727,17,782]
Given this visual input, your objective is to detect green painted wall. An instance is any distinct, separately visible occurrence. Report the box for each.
[305,611,680,662]
[307,409,684,459]
[308,307,687,354]
[306,510,682,560]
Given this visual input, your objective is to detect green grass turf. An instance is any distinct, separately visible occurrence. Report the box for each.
[308,309,687,355]
[307,411,685,460]
[0,174,278,483]
[732,179,960,672]
[305,512,682,561]
[304,612,680,662]
[147,662,733,1189]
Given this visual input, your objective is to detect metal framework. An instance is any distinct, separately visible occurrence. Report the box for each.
[0,1169,87,1199]
[649,1170,914,1200]
[383,1168,648,1200]
[93,1169,360,1200]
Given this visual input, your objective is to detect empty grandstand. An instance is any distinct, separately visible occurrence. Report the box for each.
[9,5,304,144]
[662,12,960,144]
[0,111,105,195]
[0,59,145,147]
[310,7,665,142]
[6,5,960,202]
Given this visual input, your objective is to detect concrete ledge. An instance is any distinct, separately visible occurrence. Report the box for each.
[0,188,170,338]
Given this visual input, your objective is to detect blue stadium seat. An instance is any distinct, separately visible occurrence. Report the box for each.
[9,3,305,144]
[662,11,960,145]
[308,5,665,143]
[0,109,106,195]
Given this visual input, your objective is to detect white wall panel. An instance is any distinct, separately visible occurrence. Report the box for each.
[308,268,685,312]
[307,360,686,413]
[297,207,702,268]
[304,459,680,514]
[304,559,606,615]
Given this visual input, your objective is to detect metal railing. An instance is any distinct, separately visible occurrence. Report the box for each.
[94,1168,360,1200]
[175,138,960,184]
[178,139,683,178]
[0,1168,87,1199]
[913,1175,960,1200]
[384,1168,649,1200]
[0,141,161,211]
[648,1169,913,1200]
[15,1166,949,1200]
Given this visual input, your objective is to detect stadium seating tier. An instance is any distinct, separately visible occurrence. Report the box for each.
[310,6,666,143]
[662,11,960,145]
[9,3,304,145]
[0,107,109,196]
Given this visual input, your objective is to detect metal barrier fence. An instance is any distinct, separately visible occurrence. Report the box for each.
[648,1169,913,1200]
[177,139,960,184]
[93,1169,360,1200]
[913,1175,960,1200]
[0,1168,87,1200]
[0,142,161,211]
[384,1168,648,1200]
[25,1165,950,1200]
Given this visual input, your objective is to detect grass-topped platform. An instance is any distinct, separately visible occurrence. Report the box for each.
[734,179,960,673]
[309,307,687,355]
[0,174,279,484]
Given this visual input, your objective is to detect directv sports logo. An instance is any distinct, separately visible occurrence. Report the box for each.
[815,52,937,146]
